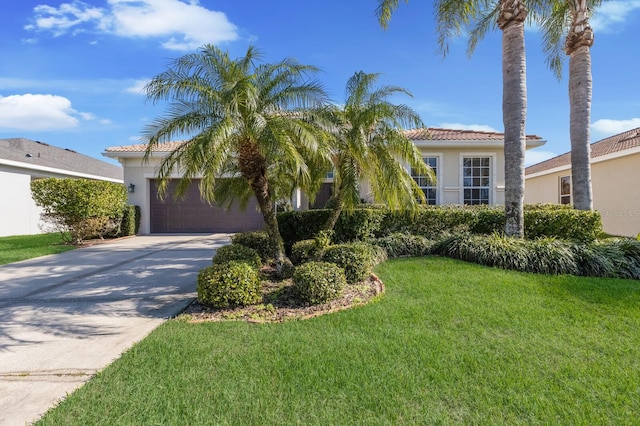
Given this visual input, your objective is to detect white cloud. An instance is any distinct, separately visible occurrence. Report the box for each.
[438,122,500,132]
[591,0,640,33]
[125,79,149,95]
[0,94,93,131]
[525,150,558,167]
[592,118,640,136]
[26,0,238,51]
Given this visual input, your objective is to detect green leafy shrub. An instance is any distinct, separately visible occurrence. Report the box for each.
[322,242,387,284]
[526,237,578,276]
[31,178,127,244]
[119,205,140,237]
[197,261,261,308]
[277,208,385,251]
[524,207,602,242]
[293,261,347,304]
[602,238,640,280]
[231,231,273,262]
[572,241,619,278]
[213,244,262,269]
[379,206,474,238]
[290,240,318,265]
[371,233,434,258]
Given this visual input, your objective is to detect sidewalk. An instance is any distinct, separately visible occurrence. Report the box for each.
[0,234,230,426]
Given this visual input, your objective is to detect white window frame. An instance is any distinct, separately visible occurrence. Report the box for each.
[459,153,496,205]
[559,175,571,205]
[411,154,442,205]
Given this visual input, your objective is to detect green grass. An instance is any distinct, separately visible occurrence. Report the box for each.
[37,257,640,425]
[0,233,74,265]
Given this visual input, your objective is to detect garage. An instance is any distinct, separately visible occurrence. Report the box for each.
[150,179,264,233]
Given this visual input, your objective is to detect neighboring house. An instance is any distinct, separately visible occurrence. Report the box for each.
[103,128,545,235]
[0,138,124,237]
[525,127,640,237]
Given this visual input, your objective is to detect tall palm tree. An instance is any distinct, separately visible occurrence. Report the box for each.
[318,71,432,231]
[539,0,601,211]
[377,0,532,237]
[142,45,330,275]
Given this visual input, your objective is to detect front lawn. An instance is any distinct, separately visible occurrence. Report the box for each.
[37,257,640,425]
[0,233,74,265]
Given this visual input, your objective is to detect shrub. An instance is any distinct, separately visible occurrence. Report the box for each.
[524,207,601,242]
[433,233,579,275]
[322,242,386,284]
[572,241,619,278]
[293,261,347,305]
[197,261,261,308]
[231,231,273,262]
[31,178,127,244]
[119,205,140,237]
[290,240,318,265]
[277,208,385,250]
[371,233,434,258]
[213,244,262,269]
[379,206,475,238]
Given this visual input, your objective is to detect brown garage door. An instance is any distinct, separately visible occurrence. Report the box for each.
[150,179,264,233]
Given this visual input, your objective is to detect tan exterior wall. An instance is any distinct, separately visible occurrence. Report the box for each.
[525,152,640,237]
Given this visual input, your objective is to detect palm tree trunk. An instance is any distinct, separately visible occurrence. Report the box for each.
[323,193,344,231]
[498,0,527,238]
[239,140,289,275]
[566,1,594,211]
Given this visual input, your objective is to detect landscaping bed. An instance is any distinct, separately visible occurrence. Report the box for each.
[181,265,384,323]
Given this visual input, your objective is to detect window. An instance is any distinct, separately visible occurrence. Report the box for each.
[559,176,571,205]
[412,157,438,205]
[462,157,490,205]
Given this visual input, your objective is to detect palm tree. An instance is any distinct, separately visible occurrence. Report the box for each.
[539,0,600,211]
[376,0,538,238]
[142,45,330,275]
[318,71,432,231]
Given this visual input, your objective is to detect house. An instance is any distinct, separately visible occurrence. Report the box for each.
[104,128,545,235]
[0,138,124,237]
[525,127,640,237]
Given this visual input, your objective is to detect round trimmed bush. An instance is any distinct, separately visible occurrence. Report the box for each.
[322,242,386,284]
[197,261,261,308]
[290,239,318,265]
[213,244,261,269]
[231,231,273,262]
[293,261,347,305]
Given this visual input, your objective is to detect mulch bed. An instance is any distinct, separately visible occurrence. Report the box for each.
[180,267,385,323]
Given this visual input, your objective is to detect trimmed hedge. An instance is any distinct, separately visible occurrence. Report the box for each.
[119,205,141,237]
[322,242,387,284]
[293,261,347,305]
[196,261,261,308]
[213,244,262,269]
[277,208,386,251]
[231,231,273,262]
[278,204,602,245]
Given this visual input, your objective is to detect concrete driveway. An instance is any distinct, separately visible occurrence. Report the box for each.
[0,234,230,426]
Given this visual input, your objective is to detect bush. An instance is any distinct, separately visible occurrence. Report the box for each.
[31,178,127,244]
[322,242,387,284]
[524,207,601,242]
[119,205,140,237]
[197,261,261,308]
[213,244,262,269]
[380,206,475,238]
[277,208,386,251]
[231,231,273,262]
[371,233,434,258]
[293,261,347,305]
[290,240,318,265]
[433,233,579,275]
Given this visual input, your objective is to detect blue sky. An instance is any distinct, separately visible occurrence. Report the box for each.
[2,0,639,167]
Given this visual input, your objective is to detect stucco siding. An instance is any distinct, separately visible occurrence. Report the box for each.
[526,153,640,237]
[0,171,43,237]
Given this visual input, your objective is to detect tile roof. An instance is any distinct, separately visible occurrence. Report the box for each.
[525,127,640,175]
[104,141,186,153]
[0,138,123,181]
[406,127,543,141]
[104,128,544,154]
